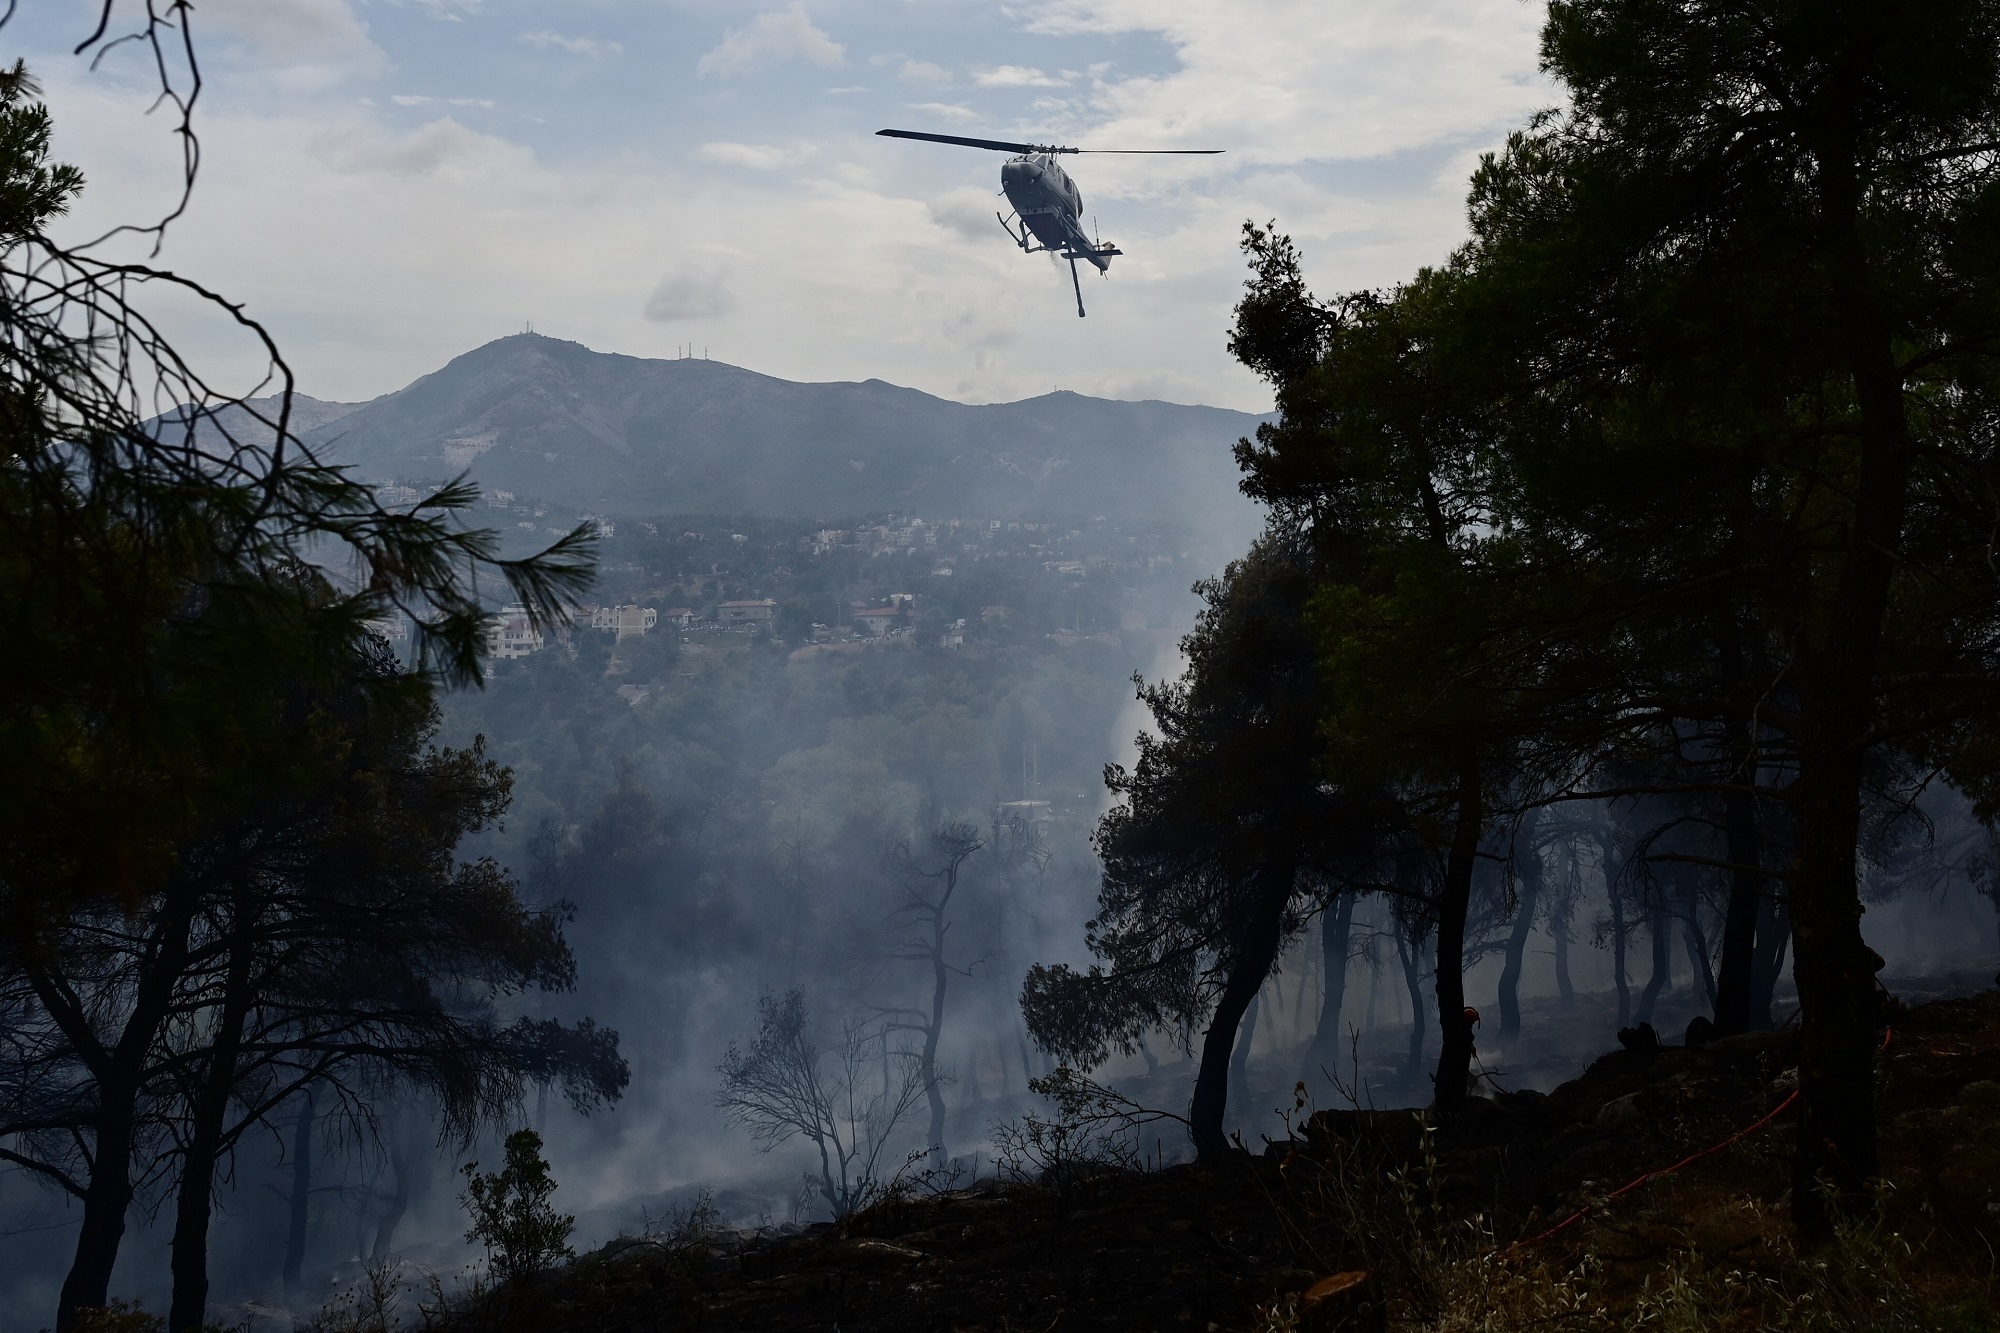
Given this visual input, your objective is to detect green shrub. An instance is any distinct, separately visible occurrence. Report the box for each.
[461,1129,575,1284]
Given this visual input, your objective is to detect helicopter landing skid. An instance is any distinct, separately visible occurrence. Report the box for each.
[997,210,1050,254]
[998,211,1114,317]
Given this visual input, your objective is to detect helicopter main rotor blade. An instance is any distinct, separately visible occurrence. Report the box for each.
[878,128,1225,155]
[877,129,1058,154]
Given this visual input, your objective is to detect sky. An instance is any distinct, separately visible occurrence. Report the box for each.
[9,0,1553,411]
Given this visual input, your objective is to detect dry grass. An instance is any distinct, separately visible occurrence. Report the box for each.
[1253,1132,1994,1333]
[1245,995,2000,1333]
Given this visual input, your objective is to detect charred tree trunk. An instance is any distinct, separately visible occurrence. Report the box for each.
[369,1122,414,1270]
[56,1073,143,1330]
[898,827,979,1167]
[1553,928,1575,1010]
[1497,820,1542,1039]
[168,911,256,1333]
[1750,894,1790,1030]
[1790,741,1885,1241]
[1780,104,1911,1245]
[1635,898,1671,1026]
[1227,992,1261,1120]
[1363,929,1382,1032]
[921,927,949,1164]
[49,887,199,1330]
[282,1090,315,1310]
[1602,839,1631,1028]
[1301,893,1357,1082]
[1714,667,1765,1036]
[1189,866,1292,1160]
[1395,919,1427,1076]
[1291,940,1311,1037]
[961,1040,983,1105]
[1685,915,1719,1012]
[1431,760,1484,1114]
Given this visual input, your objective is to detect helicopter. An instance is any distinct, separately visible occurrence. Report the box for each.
[876,128,1223,317]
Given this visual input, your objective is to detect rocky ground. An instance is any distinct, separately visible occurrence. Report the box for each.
[413,988,2000,1332]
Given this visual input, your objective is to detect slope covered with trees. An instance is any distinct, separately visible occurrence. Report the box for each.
[0,16,625,1328]
[1030,0,2000,1253]
[11,0,2000,1327]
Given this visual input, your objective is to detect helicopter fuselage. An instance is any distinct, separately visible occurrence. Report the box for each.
[877,125,1220,316]
[1000,154,1110,271]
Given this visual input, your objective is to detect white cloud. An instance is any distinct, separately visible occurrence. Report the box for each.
[1013,0,1550,165]
[697,141,815,170]
[826,86,869,95]
[29,61,1268,420]
[938,303,1019,356]
[390,95,496,109]
[1088,367,1215,405]
[315,114,530,179]
[518,31,623,58]
[973,65,1066,88]
[191,0,388,81]
[928,185,1006,241]
[904,102,982,123]
[24,0,1558,417]
[899,60,952,86]
[697,6,845,78]
[645,267,737,322]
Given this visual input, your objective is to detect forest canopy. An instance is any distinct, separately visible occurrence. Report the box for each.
[1023,0,2000,1248]
[0,19,623,1330]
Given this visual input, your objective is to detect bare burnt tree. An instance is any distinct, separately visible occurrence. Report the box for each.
[1493,808,1545,1039]
[717,989,931,1218]
[881,821,983,1163]
[1540,829,1588,1012]
[1486,808,1590,1032]
[363,1096,428,1270]
[1385,909,1427,1076]
[1297,887,1358,1084]
[278,1090,314,1309]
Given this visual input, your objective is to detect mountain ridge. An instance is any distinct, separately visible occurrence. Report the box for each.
[293,335,1266,533]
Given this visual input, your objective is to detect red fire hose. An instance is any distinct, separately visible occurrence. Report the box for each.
[1504,1026,1892,1252]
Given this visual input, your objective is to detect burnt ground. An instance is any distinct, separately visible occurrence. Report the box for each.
[437,991,2000,1332]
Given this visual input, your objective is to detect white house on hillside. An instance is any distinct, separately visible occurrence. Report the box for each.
[486,605,544,660]
[590,604,660,640]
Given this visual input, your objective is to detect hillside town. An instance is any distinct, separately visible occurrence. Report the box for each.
[416,501,1208,665]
